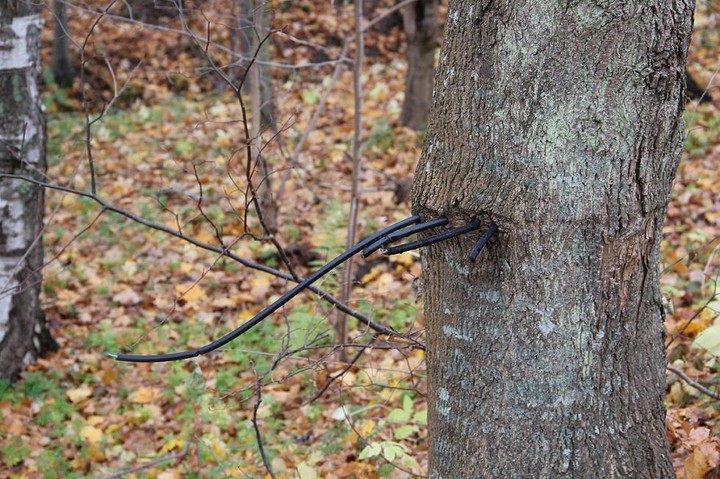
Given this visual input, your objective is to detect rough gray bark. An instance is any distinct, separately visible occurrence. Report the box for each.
[0,0,57,381]
[400,0,437,130]
[412,1,694,477]
[51,0,74,87]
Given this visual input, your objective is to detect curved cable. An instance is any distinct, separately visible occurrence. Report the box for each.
[469,223,498,261]
[361,217,449,258]
[105,215,422,363]
[381,220,483,256]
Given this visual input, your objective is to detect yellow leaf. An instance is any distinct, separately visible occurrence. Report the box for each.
[160,438,186,454]
[86,416,105,427]
[683,308,716,336]
[157,470,180,479]
[358,419,375,437]
[194,231,216,245]
[389,252,415,267]
[175,283,205,302]
[87,444,106,461]
[210,438,228,460]
[81,425,103,443]
[66,384,93,403]
[128,387,161,404]
[361,265,384,283]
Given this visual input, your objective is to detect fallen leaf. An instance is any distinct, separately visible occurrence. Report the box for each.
[66,384,93,403]
[295,461,318,479]
[157,469,180,479]
[175,283,205,302]
[128,387,161,404]
[6,418,24,435]
[81,425,103,443]
[112,288,142,306]
[685,440,720,479]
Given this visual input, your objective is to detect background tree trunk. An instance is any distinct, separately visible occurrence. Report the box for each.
[400,0,437,130]
[51,0,74,87]
[246,0,277,233]
[412,1,694,477]
[241,0,275,129]
[0,1,57,381]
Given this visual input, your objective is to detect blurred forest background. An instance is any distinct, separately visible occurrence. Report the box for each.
[0,0,719,477]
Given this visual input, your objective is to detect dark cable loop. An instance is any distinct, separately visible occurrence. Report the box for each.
[469,223,498,261]
[381,220,483,256]
[105,215,422,363]
[361,217,449,258]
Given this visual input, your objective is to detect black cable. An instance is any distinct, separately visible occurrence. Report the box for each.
[468,223,498,261]
[361,217,449,258]
[105,215,421,363]
[381,220,483,256]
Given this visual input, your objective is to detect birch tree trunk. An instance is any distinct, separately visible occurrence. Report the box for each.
[0,1,57,381]
[412,1,694,477]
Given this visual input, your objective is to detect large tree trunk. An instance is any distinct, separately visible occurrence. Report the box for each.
[0,1,57,381]
[400,0,437,130]
[412,1,694,477]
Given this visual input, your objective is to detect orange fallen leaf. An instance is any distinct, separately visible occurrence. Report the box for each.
[685,441,720,479]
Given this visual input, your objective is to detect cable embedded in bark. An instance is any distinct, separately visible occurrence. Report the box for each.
[381,220,483,256]
[362,216,449,257]
[105,215,421,363]
[468,223,498,261]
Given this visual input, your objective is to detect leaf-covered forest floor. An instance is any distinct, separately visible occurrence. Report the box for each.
[1,1,719,478]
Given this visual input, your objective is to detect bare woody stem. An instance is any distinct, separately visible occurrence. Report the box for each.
[0,173,398,339]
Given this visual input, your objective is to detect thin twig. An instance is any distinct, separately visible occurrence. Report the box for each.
[79,0,118,195]
[667,365,720,400]
[307,336,376,404]
[0,173,394,336]
[252,381,276,479]
[363,0,417,32]
[338,0,366,360]
[101,447,189,479]
[59,0,349,70]
[105,216,421,362]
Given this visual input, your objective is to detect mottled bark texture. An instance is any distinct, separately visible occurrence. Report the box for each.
[0,1,57,381]
[412,1,694,477]
[400,0,437,130]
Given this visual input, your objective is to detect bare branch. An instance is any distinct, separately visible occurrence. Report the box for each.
[667,365,720,400]
[0,173,397,337]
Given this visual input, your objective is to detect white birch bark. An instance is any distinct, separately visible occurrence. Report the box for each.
[0,4,56,380]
